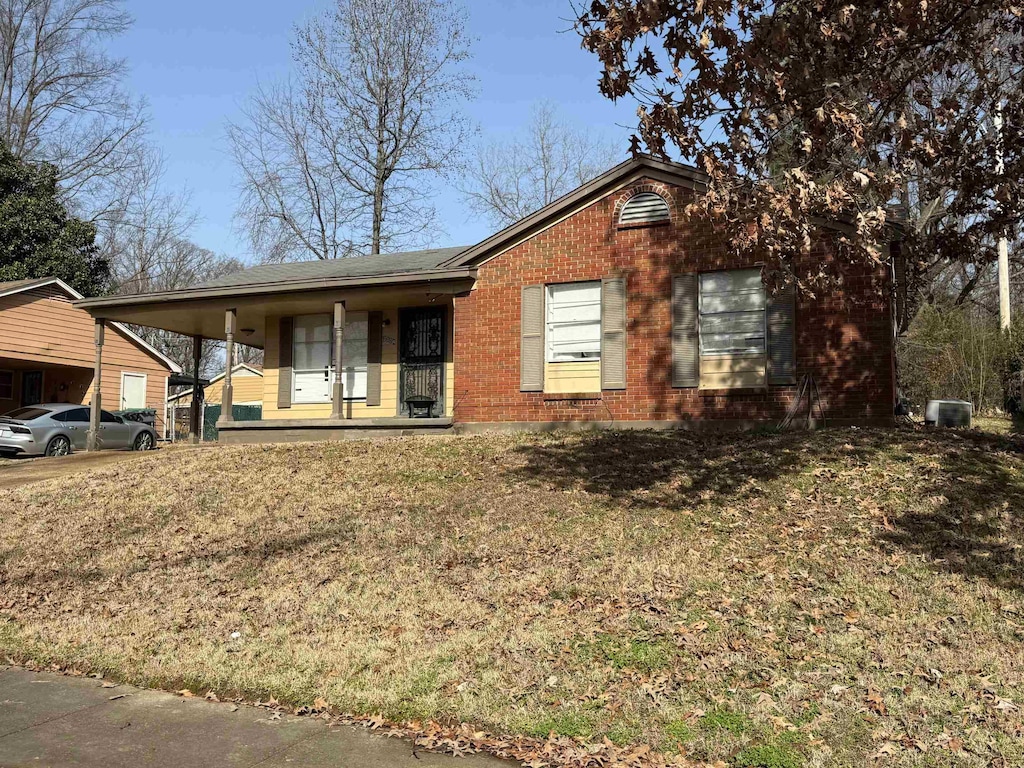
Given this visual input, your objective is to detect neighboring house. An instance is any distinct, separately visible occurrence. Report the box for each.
[0,277,181,436]
[167,363,264,408]
[75,156,895,444]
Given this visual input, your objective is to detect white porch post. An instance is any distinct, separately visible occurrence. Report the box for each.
[189,335,202,443]
[221,308,236,423]
[86,319,105,451]
[331,300,345,419]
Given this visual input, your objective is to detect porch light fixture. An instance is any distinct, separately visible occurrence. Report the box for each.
[240,328,256,336]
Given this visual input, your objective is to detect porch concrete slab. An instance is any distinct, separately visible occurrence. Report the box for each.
[0,668,513,768]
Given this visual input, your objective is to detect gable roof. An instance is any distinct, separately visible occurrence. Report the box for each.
[442,154,710,268]
[167,362,263,403]
[0,276,75,299]
[0,277,182,373]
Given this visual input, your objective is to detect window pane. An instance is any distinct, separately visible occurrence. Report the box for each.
[699,269,766,354]
[343,312,368,370]
[293,371,331,402]
[547,281,602,362]
[4,407,49,420]
[294,341,331,370]
[64,407,90,423]
[293,314,331,344]
[341,367,367,399]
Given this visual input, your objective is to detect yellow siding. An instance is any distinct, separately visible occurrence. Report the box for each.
[175,373,264,407]
[261,305,454,419]
[699,353,767,389]
[544,361,601,394]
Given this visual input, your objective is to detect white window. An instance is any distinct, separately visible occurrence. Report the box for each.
[546,282,601,362]
[699,269,766,355]
[120,372,148,409]
[292,312,369,403]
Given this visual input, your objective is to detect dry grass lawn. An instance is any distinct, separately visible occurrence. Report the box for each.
[2,426,1023,767]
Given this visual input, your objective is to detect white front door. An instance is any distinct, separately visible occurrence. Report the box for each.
[121,372,147,409]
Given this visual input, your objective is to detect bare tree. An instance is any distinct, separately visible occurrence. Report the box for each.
[98,152,197,295]
[0,0,147,216]
[97,153,253,375]
[461,102,621,228]
[229,0,474,261]
[117,238,249,378]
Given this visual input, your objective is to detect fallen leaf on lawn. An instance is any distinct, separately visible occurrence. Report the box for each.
[204,691,219,702]
[866,686,887,715]
[177,689,195,698]
[872,742,899,758]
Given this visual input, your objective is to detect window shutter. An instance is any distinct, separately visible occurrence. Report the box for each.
[601,277,627,390]
[767,284,796,385]
[672,274,699,387]
[277,316,293,409]
[520,285,545,392]
[366,311,383,406]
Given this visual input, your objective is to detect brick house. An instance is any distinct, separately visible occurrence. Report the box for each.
[75,156,895,444]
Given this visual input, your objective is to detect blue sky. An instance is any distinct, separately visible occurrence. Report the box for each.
[110,0,638,263]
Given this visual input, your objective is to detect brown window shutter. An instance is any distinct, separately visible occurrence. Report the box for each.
[366,311,384,406]
[277,316,293,409]
[768,283,796,385]
[600,277,627,390]
[520,285,545,392]
[671,274,699,387]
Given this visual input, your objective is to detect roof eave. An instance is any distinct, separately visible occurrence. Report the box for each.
[74,268,478,311]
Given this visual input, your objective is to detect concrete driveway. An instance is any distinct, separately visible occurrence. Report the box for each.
[0,667,511,768]
[0,448,176,490]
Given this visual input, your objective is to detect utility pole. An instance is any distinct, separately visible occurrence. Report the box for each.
[994,103,1011,333]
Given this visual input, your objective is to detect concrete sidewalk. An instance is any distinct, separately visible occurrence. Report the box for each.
[0,667,511,768]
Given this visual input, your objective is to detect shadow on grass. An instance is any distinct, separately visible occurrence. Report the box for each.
[510,425,1024,591]
[1013,412,1024,436]
[508,426,889,507]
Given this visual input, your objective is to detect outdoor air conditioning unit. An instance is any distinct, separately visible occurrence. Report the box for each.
[924,399,973,428]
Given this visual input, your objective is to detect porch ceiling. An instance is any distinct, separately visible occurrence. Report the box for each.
[74,279,474,349]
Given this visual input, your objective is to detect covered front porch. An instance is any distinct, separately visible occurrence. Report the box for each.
[74,269,473,446]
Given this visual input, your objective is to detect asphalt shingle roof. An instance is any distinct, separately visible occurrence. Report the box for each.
[195,246,470,290]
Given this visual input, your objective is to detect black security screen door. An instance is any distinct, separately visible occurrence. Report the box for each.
[21,371,42,407]
[399,307,446,417]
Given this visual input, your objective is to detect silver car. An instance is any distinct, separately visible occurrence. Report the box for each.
[0,404,158,457]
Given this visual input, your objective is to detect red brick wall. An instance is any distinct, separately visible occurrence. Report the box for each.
[452,178,895,426]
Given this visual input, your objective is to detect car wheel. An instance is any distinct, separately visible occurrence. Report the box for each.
[132,431,155,451]
[45,435,72,457]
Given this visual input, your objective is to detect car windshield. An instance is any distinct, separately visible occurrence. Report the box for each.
[2,407,50,421]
